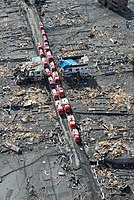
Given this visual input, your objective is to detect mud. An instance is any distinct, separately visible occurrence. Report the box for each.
[0,0,134,200]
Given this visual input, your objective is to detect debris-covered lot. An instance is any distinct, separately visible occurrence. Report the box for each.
[0,0,134,200]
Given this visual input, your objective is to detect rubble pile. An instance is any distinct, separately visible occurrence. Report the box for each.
[0,64,12,78]
[1,120,57,147]
[79,116,133,146]
[57,153,71,172]
[94,140,133,159]
[0,123,64,151]
[67,88,100,103]
[94,167,133,200]
[2,127,41,144]
[0,0,133,199]
[59,48,81,57]
[80,87,100,107]
[44,7,84,27]
[15,60,41,71]
[105,87,133,111]
[3,86,50,109]
[0,79,58,149]
[68,85,133,112]
[15,62,34,72]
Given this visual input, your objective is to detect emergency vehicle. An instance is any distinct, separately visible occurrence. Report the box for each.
[48,77,55,88]
[39,49,45,59]
[52,89,59,101]
[67,114,76,129]
[72,129,81,143]
[55,100,64,115]
[38,43,43,50]
[42,30,46,36]
[39,23,81,144]
[57,86,65,98]
[45,68,51,77]
[52,71,60,85]
[47,55,53,63]
[61,98,71,113]
[49,61,56,72]
[45,46,50,52]
[43,35,48,43]
[39,23,44,30]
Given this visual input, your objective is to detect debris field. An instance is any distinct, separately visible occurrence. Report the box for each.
[0,0,134,200]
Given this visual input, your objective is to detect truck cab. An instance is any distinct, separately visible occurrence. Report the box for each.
[47,55,53,63]
[45,68,51,77]
[61,98,71,113]
[67,114,76,129]
[48,77,55,88]
[52,89,59,101]
[52,71,60,84]
[72,129,80,143]
[39,49,45,59]
[57,86,65,98]
[50,61,56,72]
[55,100,64,115]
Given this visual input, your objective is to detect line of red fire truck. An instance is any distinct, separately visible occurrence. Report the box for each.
[38,22,81,143]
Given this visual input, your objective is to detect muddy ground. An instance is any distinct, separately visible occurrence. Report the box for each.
[0,0,134,200]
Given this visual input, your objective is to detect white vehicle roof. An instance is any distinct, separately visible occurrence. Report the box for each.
[57,86,63,91]
[52,89,57,94]
[55,100,60,106]
[67,114,75,122]
[72,129,79,134]
[48,76,53,81]
[45,68,50,72]
[47,51,52,56]
[42,57,47,62]
[52,71,58,76]
[50,61,55,67]
[57,104,63,108]
[61,98,69,105]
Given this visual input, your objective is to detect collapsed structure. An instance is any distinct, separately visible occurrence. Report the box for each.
[60,55,91,78]
[98,0,128,12]
[14,57,45,85]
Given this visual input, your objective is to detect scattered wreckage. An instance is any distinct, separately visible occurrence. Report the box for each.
[59,55,92,78]
[13,57,46,85]
[58,55,93,87]
[1,1,133,199]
